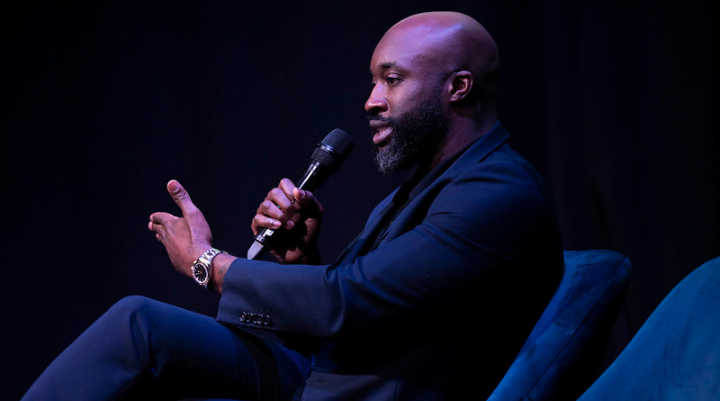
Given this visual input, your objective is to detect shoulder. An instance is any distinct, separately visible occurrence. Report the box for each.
[436,141,553,214]
[422,140,558,255]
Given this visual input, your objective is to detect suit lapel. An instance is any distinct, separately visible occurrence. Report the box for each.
[332,192,397,265]
[332,122,510,265]
[373,122,510,247]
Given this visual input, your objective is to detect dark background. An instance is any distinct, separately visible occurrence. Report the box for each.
[1,0,717,398]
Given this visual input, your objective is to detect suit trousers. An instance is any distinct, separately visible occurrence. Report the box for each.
[21,295,312,401]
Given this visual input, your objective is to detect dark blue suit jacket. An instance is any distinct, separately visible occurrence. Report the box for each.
[217,123,564,400]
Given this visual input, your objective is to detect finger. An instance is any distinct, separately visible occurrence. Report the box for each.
[251,213,283,234]
[278,179,302,221]
[150,212,175,226]
[284,181,308,225]
[148,214,167,241]
[149,212,178,238]
[256,197,295,230]
[293,188,323,218]
[278,178,298,202]
[257,200,288,221]
[148,221,164,238]
[265,187,296,213]
[166,179,200,218]
[263,187,298,227]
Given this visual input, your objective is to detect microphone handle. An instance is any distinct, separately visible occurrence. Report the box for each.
[246,161,324,260]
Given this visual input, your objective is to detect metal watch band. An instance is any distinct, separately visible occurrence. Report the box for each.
[192,248,227,288]
[196,248,225,267]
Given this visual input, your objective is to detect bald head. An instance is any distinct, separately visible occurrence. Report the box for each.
[377,12,499,104]
[365,12,500,171]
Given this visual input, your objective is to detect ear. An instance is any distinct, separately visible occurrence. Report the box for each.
[447,71,473,103]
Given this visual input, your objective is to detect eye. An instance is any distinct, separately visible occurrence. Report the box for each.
[386,76,401,85]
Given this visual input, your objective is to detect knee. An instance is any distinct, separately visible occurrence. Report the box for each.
[111,295,157,311]
[98,295,164,336]
[91,296,169,359]
[106,295,159,318]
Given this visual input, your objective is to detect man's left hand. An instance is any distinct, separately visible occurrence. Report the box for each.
[148,180,213,278]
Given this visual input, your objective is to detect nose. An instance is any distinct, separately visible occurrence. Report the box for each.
[364,85,388,115]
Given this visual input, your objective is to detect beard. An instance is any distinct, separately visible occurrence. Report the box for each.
[369,98,449,174]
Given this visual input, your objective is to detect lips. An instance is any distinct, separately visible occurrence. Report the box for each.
[369,120,393,147]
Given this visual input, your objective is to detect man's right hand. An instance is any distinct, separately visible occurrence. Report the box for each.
[251,178,323,264]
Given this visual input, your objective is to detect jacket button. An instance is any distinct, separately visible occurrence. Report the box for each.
[239,312,272,326]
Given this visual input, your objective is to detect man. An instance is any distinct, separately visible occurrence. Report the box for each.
[22,11,562,401]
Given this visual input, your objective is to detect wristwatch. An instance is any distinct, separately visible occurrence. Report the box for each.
[191,248,226,289]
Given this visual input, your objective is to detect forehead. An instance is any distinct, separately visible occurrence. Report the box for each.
[370,25,450,74]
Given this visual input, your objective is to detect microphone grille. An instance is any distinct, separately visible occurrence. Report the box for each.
[323,128,354,156]
[312,128,354,168]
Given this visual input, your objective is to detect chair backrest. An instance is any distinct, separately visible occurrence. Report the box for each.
[488,250,632,401]
[577,256,720,400]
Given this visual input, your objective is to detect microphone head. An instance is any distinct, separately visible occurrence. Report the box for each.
[311,128,354,170]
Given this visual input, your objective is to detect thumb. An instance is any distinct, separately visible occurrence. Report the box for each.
[167,179,199,218]
[294,188,323,218]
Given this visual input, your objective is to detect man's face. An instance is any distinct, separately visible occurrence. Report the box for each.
[365,28,449,174]
[368,98,447,174]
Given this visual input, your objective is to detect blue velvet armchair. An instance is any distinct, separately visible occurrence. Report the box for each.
[577,256,720,400]
[488,249,632,401]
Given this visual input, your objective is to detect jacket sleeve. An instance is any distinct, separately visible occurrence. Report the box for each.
[216,156,562,340]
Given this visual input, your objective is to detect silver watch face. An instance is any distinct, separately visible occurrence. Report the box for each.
[193,263,209,284]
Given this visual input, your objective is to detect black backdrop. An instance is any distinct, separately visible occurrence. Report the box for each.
[1,1,717,398]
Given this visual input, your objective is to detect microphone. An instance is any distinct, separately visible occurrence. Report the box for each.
[247,128,354,260]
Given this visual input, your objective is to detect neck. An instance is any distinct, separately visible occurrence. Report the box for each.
[429,116,496,168]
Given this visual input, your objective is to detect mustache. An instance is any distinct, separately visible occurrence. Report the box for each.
[367,115,395,124]
[367,114,391,122]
